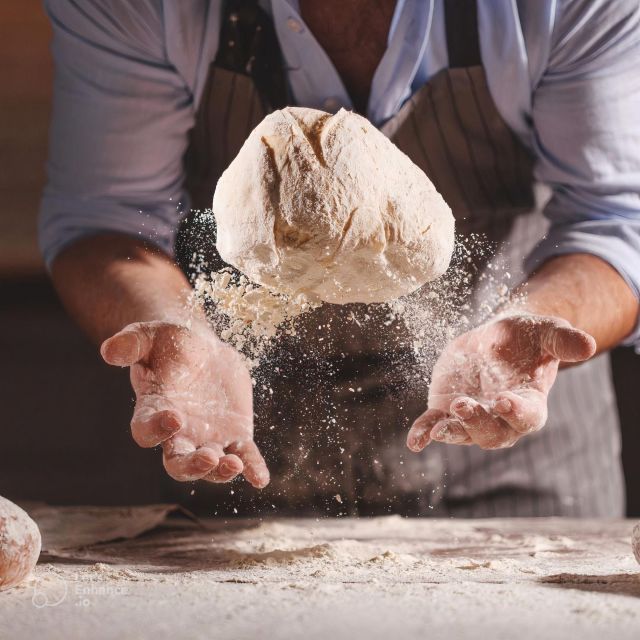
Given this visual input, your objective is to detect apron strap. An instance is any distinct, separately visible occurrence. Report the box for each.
[215,0,289,110]
[444,0,481,68]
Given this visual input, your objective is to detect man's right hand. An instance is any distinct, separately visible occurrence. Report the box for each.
[100,321,269,488]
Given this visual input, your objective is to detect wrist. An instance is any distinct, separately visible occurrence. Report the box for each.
[515,292,577,326]
[493,273,578,328]
[490,308,571,334]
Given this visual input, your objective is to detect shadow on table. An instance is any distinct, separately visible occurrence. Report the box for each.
[540,573,640,598]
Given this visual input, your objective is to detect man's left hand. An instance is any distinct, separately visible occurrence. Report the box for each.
[407,314,596,451]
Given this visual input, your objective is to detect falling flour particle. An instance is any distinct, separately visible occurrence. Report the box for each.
[213,107,455,304]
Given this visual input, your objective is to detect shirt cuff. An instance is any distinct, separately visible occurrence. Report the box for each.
[524,221,640,350]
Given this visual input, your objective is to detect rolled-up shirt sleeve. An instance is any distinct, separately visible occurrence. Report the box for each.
[525,0,640,347]
[39,0,195,267]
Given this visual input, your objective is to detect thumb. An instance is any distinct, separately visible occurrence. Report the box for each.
[540,322,596,363]
[100,323,153,367]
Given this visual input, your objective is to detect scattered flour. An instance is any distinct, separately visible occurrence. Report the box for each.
[6,509,640,640]
[187,231,519,417]
[192,267,320,367]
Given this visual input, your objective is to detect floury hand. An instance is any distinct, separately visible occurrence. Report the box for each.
[407,314,596,451]
[101,321,270,488]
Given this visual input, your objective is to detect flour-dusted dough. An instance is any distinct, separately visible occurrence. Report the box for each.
[0,496,41,590]
[213,107,454,304]
[633,523,640,565]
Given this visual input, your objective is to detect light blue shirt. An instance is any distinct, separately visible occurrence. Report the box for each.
[41,0,640,345]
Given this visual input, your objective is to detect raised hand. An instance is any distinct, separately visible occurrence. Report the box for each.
[101,321,269,487]
[407,314,596,451]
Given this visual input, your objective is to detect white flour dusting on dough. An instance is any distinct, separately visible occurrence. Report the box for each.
[0,497,41,591]
[213,107,455,304]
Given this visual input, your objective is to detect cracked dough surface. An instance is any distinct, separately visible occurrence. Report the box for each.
[213,107,454,304]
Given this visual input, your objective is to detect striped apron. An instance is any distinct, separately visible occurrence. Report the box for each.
[175,0,625,518]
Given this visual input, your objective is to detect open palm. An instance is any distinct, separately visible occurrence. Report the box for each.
[407,314,595,450]
[101,321,269,487]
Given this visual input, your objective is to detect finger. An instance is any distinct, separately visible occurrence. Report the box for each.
[450,397,518,450]
[204,454,244,483]
[430,419,472,445]
[131,403,182,448]
[540,322,595,363]
[163,439,222,482]
[407,409,447,452]
[226,440,270,488]
[492,389,547,434]
[100,324,153,367]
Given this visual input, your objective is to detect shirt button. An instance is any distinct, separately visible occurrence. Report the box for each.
[323,97,340,112]
[286,17,303,33]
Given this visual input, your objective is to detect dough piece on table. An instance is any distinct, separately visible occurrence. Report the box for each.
[0,496,41,590]
[213,107,454,304]
[633,523,640,564]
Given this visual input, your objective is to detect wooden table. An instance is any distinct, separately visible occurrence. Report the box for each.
[1,507,639,640]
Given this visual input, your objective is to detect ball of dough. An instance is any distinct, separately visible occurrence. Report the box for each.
[0,496,41,590]
[213,107,454,304]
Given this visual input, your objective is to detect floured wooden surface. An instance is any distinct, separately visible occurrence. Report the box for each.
[1,508,639,640]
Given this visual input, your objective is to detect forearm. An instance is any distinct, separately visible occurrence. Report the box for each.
[516,253,639,353]
[51,233,203,345]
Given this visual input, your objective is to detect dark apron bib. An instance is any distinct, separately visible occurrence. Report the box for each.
[171,0,624,518]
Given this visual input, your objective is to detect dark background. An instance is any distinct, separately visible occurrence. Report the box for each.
[1,1,638,514]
